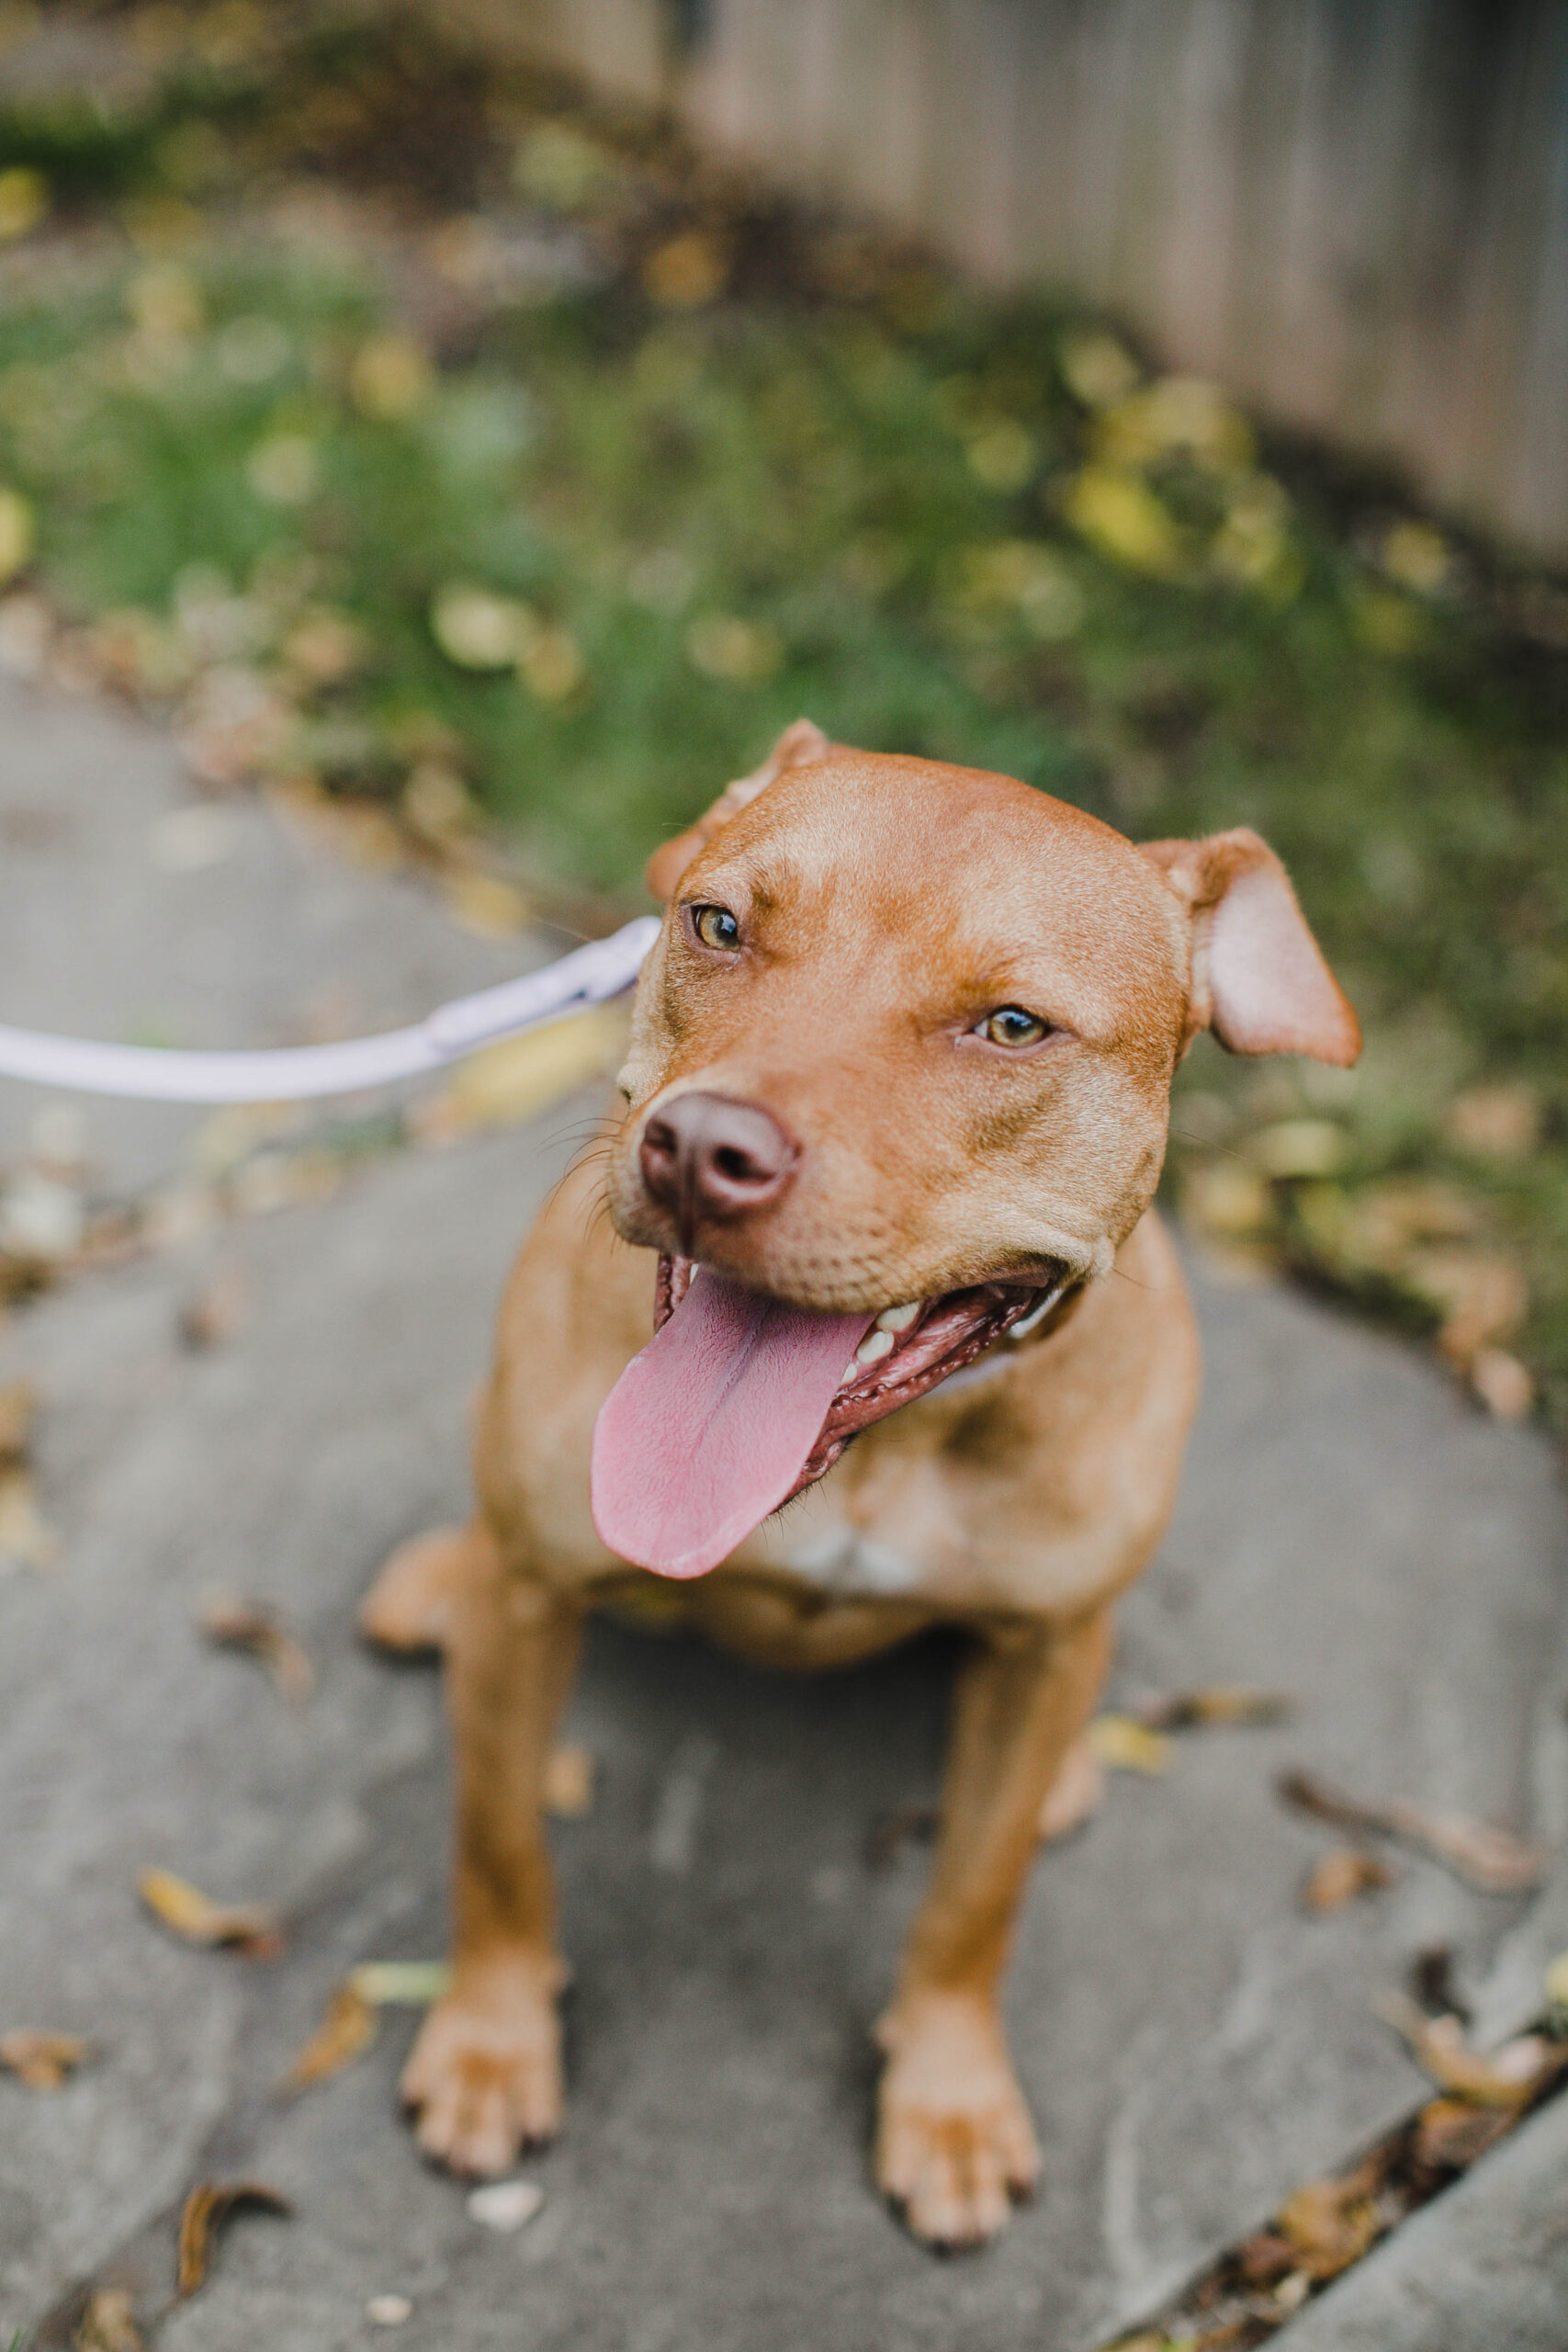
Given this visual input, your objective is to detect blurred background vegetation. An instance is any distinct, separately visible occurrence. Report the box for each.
[0,2,1563,1423]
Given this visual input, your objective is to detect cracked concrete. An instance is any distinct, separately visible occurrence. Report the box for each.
[1,675,1565,2350]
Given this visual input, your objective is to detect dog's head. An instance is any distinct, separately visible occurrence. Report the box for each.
[592,723,1357,1577]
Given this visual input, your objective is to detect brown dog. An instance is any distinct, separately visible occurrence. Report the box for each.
[362,722,1358,2246]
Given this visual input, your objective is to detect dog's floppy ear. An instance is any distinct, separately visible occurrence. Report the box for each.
[1140,827,1360,1066]
[645,718,832,902]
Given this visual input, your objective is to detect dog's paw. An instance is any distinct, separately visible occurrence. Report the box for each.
[401,1966,564,2177]
[359,1526,471,1655]
[874,1994,1040,2248]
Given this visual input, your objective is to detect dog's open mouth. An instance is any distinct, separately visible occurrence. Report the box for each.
[590,1254,1069,1580]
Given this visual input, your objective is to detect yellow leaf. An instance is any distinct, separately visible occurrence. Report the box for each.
[440,869,531,939]
[138,1868,282,1957]
[686,614,782,684]
[282,1980,377,2091]
[349,334,432,421]
[348,1960,451,2007]
[1300,1848,1395,1913]
[1088,1714,1171,1775]
[176,2180,289,2299]
[0,2027,93,2089]
[1055,329,1139,409]
[1095,376,1255,473]
[76,2287,144,2352]
[430,582,531,670]
[0,487,35,586]
[434,1003,628,1133]
[1377,1993,1562,2109]
[0,164,48,242]
[1180,1160,1272,1240]
[0,1466,59,1571]
[644,231,728,309]
[1382,519,1450,595]
[1251,1119,1347,1180]
[1065,466,1187,578]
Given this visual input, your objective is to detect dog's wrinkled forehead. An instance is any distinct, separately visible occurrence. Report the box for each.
[674,753,1190,1052]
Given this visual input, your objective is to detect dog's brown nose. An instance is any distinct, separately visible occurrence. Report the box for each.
[639,1092,797,1240]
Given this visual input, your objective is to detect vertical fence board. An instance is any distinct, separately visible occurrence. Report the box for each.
[445,0,1568,558]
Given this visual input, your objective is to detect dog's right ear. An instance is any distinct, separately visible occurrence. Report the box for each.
[645,719,832,902]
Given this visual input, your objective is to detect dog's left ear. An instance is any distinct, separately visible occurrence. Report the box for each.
[645,718,832,902]
[1140,827,1360,1066]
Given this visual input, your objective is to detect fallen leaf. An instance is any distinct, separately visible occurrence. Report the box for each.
[1065,464,1188,579]
[1410,1248,1528,1369]
[1376,1992,1565,2107]
[1274,2162,1382,2279]
[1469,1346,1533,1421]
[1442,1083,1540,1161]
[1250,1119,1346,1179]
[1235,2231,1297,2288]
[685,613,781,684]
[1180,1160,1272,1240]
[1383,1800,1544,1893]
[416,1004,627,1139]
[347,1960,451,2006]
[1410,2094,1514,2178]
[175,2180,290,2298]
[178,1267,249,1350]
[0,1376,36,1463]
[0,1465,60,1571]
[1088,1713,1171,1774]
[349,333,432,420]
[0,2028,93,2088]
[1138,1686,1292,1732]
[429,582,531,671]
[1271,2269,1313,2315]
[75,2286,144,2352]
[138,1868,283,1958]
[466,2177,544,2233]
[197,1589,313,1706]
[440,868,531,939]
[281,1980,377,2092]
[545,1743,595,1818]
[643,231,728,309]
[1300,1848,1395,1912]
[1278,1770,1543,1894]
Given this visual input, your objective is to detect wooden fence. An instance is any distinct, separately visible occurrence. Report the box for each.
[446,0,1568,564]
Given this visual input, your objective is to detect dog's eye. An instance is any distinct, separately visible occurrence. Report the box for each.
[689,903,741,952]
[977,1005,1051,1048]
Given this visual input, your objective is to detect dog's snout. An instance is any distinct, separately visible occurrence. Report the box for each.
[639,1092,797,1239]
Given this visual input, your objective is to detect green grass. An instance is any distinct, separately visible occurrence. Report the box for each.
[0,5,1563,1419]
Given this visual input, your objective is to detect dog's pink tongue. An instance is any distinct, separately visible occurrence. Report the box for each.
[592,1272,874,1579]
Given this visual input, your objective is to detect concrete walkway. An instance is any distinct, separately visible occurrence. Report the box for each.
[0,676,1564,2351]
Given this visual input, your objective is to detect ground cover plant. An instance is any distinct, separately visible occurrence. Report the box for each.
[0,1,1563,1422]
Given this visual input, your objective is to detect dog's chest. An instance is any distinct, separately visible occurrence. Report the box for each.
[780,1520,926,1598]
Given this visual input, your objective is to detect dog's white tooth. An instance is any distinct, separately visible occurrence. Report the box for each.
[855,1328,896,1365]
[874,1302,919,1332]
[840,1362,861,1386]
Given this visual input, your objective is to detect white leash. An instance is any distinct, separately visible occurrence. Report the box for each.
[0,917,660,1104]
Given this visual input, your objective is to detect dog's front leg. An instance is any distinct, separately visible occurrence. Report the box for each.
[875,1604,1113,2247]
[402,1530,582,2177]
